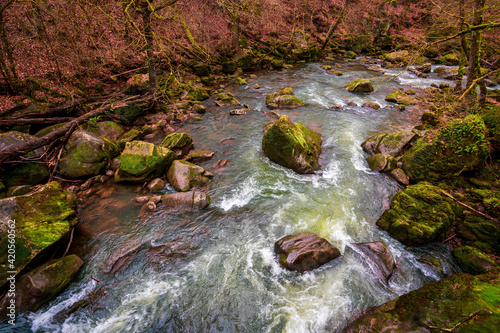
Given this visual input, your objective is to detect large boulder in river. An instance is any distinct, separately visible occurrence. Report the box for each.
[59,129,120,179]
[342,268,500,333]
[402,115,489,182]
[351,242,395,281]
[161,191,210,212]
[362,130,416,157]
[266,87,304,109]
[345,79,373,93]
[0,182,77,290]
[262,115,322,174]
[376,182,456,246]
[167,160,212,192]
[160,132,194,158]
[115,141,176,183]
[0,255,83,315]
[275,232,340,273]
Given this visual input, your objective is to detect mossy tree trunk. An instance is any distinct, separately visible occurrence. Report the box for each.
[321,0,351,52]
[454,0,468,92]
[465,0,486,104]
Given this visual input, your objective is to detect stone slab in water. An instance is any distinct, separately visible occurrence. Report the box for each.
[352,242,396,281]
[274,232,340,273]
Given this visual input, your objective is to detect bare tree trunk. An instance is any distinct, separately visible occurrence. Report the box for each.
[321,0,351,52]
[454,0,467,92]
[0,1,19,93]
[141,4,157,98]
[231,14,240,50]
[465,0,486,100]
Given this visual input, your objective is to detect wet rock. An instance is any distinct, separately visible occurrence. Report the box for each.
[143,200,157,211]
[362,131,416,157]
[230,107,249,115]
[342,269,500,333]
[352,242,395,281]
[185,150,215,163]
[59,129,120,179]
[147,178,166,192]
[362,102,381,110]
[418,255,444,277]
[146,239,197,272]
[275,232,340,273]
[402,115,489,182]
[250,83,260,90]
[262,115,322,174]
[416,63,432,73]
[266,87,304,109]
[376,182,456,246]
[385,90,414,105]
[114,141,176,183]
[215,92,240,107]
[2,162,49,188]
[366,154,397,172]
[0,255,83,316]
[167,160,212,192]
[345,79,374,93]
[104,240,142,275]
[453,246,498,275]
[212,159,232,172]
[389,168,410,185]
[160,132,194,158]
[0,182,77,290]
[367,65,384,73]
[160,191,210,212]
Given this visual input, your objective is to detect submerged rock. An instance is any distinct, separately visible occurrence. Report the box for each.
[160,132,194,158]
[0,182,77,289]
[274,232,340,273]
[0,255,83,315]
[115,141,176,183]
[59,129,120,179]
[345,78,374,93]
[167,160,212,192]
[453,246,498,275]
[262,115,322,174]
[342,268,500,333]
[376,182,456,246]
[160,191,210,212]
[266,87,304,109]
[352,242,395,281]
[103,239,142,275]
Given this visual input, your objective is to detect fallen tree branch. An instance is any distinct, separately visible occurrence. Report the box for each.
[0,94,144,163]
[0,117,75,127]
[440,191,500,226]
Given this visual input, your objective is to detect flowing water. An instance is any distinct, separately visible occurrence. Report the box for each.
[5,61,462,332]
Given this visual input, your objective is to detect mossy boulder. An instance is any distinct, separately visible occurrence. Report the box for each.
[362,102,381,110]
[188,86,210,101]
[385,90,414,105]
[215,92,240,107]
[160,132,194,158]
[2,163,49,188]
[85,121,124,141]
[58,129,120,179]
[0,255,83,315]
[262,115,322,174]
[343,269,500,333]
[389,168,410,186]
[114,103,148,124]
[0,131,43,156]
[166,160,212,192]
[376,182,456,246]
[481,106,500,152]
[439,53,460,65]
[234,77,247,85]
[416,63,432,73]
[366,154,397,172]
[453,246,498,275]
[266,87,304,109]
[345,79,374,93]
[362,131,416,157]
[0,182,77,290]
[383,50,410,65]
[344,51,357,59]
[456,215,500,253]
[274,232,340,273]
[233,50,255,72]
[115,141,176,183]
[402,115,490,182]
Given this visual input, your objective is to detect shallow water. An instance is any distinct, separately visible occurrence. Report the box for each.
[5,61,461,333]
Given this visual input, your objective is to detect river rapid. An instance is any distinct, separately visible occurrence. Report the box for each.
[7,60,462,332]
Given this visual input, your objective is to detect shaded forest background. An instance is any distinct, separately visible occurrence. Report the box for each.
[0,0,499,110]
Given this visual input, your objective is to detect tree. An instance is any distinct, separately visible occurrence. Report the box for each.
[0,0,19,94]
[321,0,351,52]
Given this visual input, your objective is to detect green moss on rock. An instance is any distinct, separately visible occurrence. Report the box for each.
[115,141,176,183]
[262,115,322,174]
[266,87,303,109]
[345,79,374,93]
[453,246,498,275]
[2,163,49,188]
[0,182,77,289]
[215,92,240,107]
[440,53,460,65]
[385,90,414,105]
[376,182,456,246]
[160,132,194,158]
[402,115,490,182]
